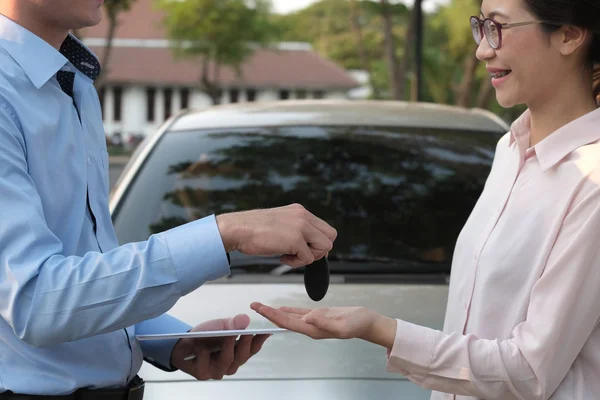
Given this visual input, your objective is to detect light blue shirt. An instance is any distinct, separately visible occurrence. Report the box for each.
[0,14,230,395]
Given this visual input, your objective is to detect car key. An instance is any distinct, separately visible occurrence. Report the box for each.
[304,257,330,301]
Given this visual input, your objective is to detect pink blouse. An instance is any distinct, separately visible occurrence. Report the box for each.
[387,108,600,399]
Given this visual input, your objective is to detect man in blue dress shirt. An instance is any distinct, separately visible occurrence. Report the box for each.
[0,0,337,398]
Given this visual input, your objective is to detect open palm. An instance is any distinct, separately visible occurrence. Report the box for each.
[250,303,377,340]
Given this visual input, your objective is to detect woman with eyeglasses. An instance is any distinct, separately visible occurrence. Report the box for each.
[252,0,600,399]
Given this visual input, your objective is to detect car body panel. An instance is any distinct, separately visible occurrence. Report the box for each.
[139,282,448,399]
[168,100,509,133]
[145,379,431,400]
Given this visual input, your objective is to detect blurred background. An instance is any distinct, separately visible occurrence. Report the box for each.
[77,0,524,159]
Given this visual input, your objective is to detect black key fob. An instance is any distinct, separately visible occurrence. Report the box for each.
[304,257,330,301]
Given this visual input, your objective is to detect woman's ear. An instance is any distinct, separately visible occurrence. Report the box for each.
[554,24,591,57]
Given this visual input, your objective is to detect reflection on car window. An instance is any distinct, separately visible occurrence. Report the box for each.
[113,125,501,270]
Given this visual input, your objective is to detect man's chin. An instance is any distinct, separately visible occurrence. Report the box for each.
[72,13,103,30]
[86,15,103,27]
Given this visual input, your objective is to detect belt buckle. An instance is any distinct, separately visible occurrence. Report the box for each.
[126,381,144,400]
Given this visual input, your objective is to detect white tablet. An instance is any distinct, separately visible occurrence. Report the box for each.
[135,328,288,341]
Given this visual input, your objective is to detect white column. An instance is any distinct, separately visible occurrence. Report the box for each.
[173,88,182,112]
[222,87,231,104]
[123,86,145,136]
[156,87,165,122]
[257,90,278,102]
[191,89,212,108]
[102,86,116,136]
[238,88,247,103]
[105,86,114,123]
[325,90,348,100]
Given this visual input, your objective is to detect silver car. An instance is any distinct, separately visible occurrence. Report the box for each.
[109,100,508,399]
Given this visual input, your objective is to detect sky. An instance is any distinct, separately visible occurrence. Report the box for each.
[271,0,452,14]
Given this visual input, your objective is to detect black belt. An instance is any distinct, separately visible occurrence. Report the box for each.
[0,376,144,400]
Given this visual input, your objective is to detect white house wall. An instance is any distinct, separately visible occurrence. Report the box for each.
[190,90,213,109]
[325,91,348,100]
[101,86,353,139]
[123,86,146,135]
[256,90,279,102]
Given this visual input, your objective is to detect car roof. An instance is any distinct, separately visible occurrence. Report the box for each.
[168,100,510,133]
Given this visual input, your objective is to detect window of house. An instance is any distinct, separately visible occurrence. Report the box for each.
[313,90,325,99]
[296,90,307,99]
[164,88,173,120]
[180,88,190,110]
[113,86,123,122]
[279,90,290,100]
[247,89,257,102]
[97,87,105,120]
[229,89,239,103]
[146,87,156,122]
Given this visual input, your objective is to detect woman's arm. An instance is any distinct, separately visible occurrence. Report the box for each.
[252,178,600,400]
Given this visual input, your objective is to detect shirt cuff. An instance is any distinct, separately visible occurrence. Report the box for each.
[136,314,192,371]
[160,215,231,296]
[386,319,438,381]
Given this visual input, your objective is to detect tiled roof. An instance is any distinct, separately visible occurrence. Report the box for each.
[81,0,358,89]
[88,45,358,88]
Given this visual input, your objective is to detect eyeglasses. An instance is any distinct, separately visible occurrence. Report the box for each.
[470,16,553,50]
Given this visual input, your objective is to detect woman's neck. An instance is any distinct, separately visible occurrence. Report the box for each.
[528,73,597,147]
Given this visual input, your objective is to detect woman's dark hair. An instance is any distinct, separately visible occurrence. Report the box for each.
[521,0,600,102]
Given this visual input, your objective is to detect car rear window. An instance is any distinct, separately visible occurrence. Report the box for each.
[112,125,501,270]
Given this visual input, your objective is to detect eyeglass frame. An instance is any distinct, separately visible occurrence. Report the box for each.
[470,16,556,50]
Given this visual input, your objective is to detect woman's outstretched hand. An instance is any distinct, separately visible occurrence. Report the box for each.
[250,302,397,349]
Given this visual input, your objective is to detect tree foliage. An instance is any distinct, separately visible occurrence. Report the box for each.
[157,0,279,104]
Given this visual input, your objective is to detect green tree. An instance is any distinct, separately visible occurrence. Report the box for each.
[96,0,136,89]
[157,0,278,104]
[268,0,522,122]
[349,0,377,96]
[274,0,410,99]
[380,0,404,99]
[426,0,526,121]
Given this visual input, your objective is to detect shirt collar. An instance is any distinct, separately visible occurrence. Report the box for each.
[0,13,100,89]
[509,107,600,172]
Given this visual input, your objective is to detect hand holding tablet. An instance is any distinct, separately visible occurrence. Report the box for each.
[135,327,288,341]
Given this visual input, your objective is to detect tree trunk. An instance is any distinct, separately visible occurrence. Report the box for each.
[318,0,336,55]
[95,12,118,89]
[455,52,478,107]
[201,54,221,105]
[401,2,418,101]
[380,0,403,100]
[213,58,222,105]
[349,0,377,98]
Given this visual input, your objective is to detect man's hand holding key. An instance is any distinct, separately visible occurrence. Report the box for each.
[216,203,337,268]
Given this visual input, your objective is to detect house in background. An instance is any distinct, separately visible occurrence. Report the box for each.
[80,0,361,139]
